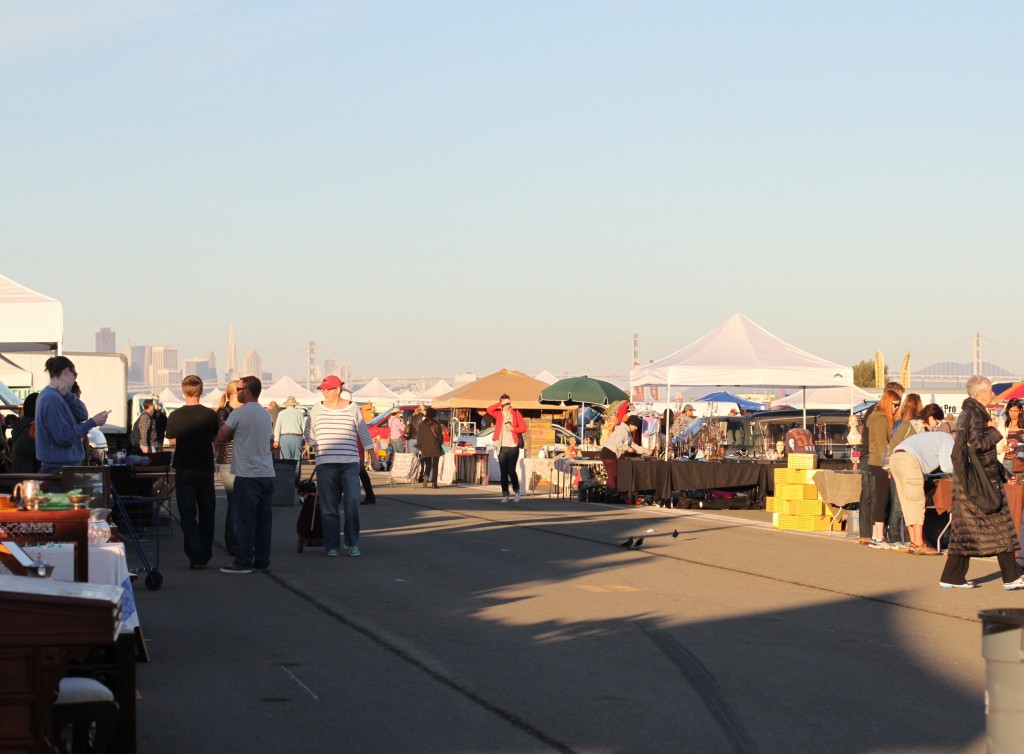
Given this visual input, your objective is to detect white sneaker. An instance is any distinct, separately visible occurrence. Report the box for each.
[1005,576,1024,590]
[501,496,509,503]
[513,492,521,503]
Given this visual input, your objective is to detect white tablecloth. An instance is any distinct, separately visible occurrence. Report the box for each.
[13,542,140,632]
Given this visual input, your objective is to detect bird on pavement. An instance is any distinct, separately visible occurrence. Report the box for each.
[672,529,679,539]
[620,537,634,548]
[633,537,644,548]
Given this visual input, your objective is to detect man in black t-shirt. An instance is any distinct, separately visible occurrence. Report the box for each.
[166,375,220,569]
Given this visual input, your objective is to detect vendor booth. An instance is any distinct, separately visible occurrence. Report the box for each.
[433,369,568,486]
[628,313,854,505]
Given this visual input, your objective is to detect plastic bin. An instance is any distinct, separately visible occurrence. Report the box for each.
[979,608,1024,751]
[273,459,299,507]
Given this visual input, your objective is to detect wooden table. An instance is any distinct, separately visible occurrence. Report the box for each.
[0,575,124,753]
[0,509,91,582]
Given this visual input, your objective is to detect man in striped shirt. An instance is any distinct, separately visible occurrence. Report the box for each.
[304,376,380,557]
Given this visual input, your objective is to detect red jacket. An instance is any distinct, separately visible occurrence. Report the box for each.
[487,403,528,445]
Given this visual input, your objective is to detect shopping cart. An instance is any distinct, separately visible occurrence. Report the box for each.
[109,464,174,590]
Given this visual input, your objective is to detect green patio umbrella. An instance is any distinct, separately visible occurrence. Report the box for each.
[540,376,629,443]
[539,376,629,405]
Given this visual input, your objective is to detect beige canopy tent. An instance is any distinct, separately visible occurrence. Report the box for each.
[431,368,553,410]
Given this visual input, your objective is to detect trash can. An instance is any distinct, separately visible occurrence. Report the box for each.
[845,507,860,538]
[272,459,299,507]
[979,608,1024,752]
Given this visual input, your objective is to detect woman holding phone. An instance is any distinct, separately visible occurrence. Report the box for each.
[34,355,110,473]
[487,394,528,503]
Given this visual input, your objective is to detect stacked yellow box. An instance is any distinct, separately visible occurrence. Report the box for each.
[772,453,829,531]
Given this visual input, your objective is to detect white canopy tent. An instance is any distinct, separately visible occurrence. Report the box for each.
[416,379,453,401]
[630,313,854,455]
[352,377,400,410]
[772,385,874,410]
[0,274,63,353]
[157,387,185,409]
[260,375,321,407]
[201,388,225,408]
[534,369,558,385]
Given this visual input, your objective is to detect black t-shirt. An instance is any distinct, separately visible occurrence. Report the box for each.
[165,405,219,472]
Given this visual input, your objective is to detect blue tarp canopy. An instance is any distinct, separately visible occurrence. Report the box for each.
[694,391,765,412]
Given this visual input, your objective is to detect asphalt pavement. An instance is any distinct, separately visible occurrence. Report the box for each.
[129,471,1002,753]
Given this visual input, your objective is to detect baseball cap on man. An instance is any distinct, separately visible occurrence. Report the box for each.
[317,375,343,391]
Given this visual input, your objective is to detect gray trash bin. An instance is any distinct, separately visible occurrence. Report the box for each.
[273,459,298,507]
[979,608,1024,752]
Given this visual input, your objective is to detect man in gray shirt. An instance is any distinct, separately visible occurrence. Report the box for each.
[217,376,275,573]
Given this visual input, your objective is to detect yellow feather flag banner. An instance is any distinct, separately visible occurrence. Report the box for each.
[900,351,911,388]
[874,350,885,388]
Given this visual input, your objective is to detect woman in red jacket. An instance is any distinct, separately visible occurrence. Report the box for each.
[487,394,528,502]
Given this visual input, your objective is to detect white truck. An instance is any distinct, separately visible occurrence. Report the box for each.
[0,351,155,449]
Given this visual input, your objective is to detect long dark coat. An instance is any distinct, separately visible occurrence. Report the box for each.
[417,418,445,459]
[948,397,1019,557]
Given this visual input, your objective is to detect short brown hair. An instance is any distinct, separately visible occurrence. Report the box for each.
[181,375,204,398]
[239,375,262,399]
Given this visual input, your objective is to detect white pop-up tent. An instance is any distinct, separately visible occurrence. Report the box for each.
[630,313,854,454]
[352,376,400,410]
[416,379,453,401]
[260,375,321,406]
[631,313,853,390]
[0,274,63,352]
[772,385,874,410]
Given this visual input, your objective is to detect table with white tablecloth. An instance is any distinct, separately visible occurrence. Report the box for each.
[11,542,140,633]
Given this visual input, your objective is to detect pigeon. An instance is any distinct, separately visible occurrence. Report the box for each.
[620,537,634,548]
[672,529,679,539]
[633,537,644,548]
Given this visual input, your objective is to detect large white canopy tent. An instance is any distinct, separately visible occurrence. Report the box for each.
[0,274,63,353]
[352,377,400,410]
[416,379,454,401]
[260,375,321,407]
[772,385,874,410]
[630,313,854,455]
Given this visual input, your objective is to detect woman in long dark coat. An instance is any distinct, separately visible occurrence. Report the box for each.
[939,375,1024,589]
[416,407,445,488]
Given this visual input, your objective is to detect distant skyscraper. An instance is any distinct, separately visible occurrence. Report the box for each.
[95,327,115,353]
[204,351,217,370]
[151,347,179,385]
[129,345,152,384]
[339,363,351,385]
[323,359,337,379]
[227,324,237,380]
[184,357,218,383]
[243,348,261,377]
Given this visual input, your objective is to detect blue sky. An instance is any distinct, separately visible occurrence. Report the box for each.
[3,1,1022,380]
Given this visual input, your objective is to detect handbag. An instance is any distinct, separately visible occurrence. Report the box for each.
[952,430,1003,515]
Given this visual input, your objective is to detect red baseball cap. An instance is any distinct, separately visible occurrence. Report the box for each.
[317,375,343,391]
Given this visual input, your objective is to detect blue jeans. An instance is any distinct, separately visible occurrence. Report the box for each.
[231,476,273,569]
[391,437,406,454]
[176,468,216,565]
[316,462,361,552]
[407,438,419,454]
[278,435,303,460]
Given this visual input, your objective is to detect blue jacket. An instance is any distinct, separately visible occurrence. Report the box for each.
[35,386,95,467]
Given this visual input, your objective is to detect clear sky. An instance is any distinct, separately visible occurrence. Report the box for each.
[3,1,1022,381]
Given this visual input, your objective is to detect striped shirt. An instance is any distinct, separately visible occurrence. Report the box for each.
[304,402,372,465]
